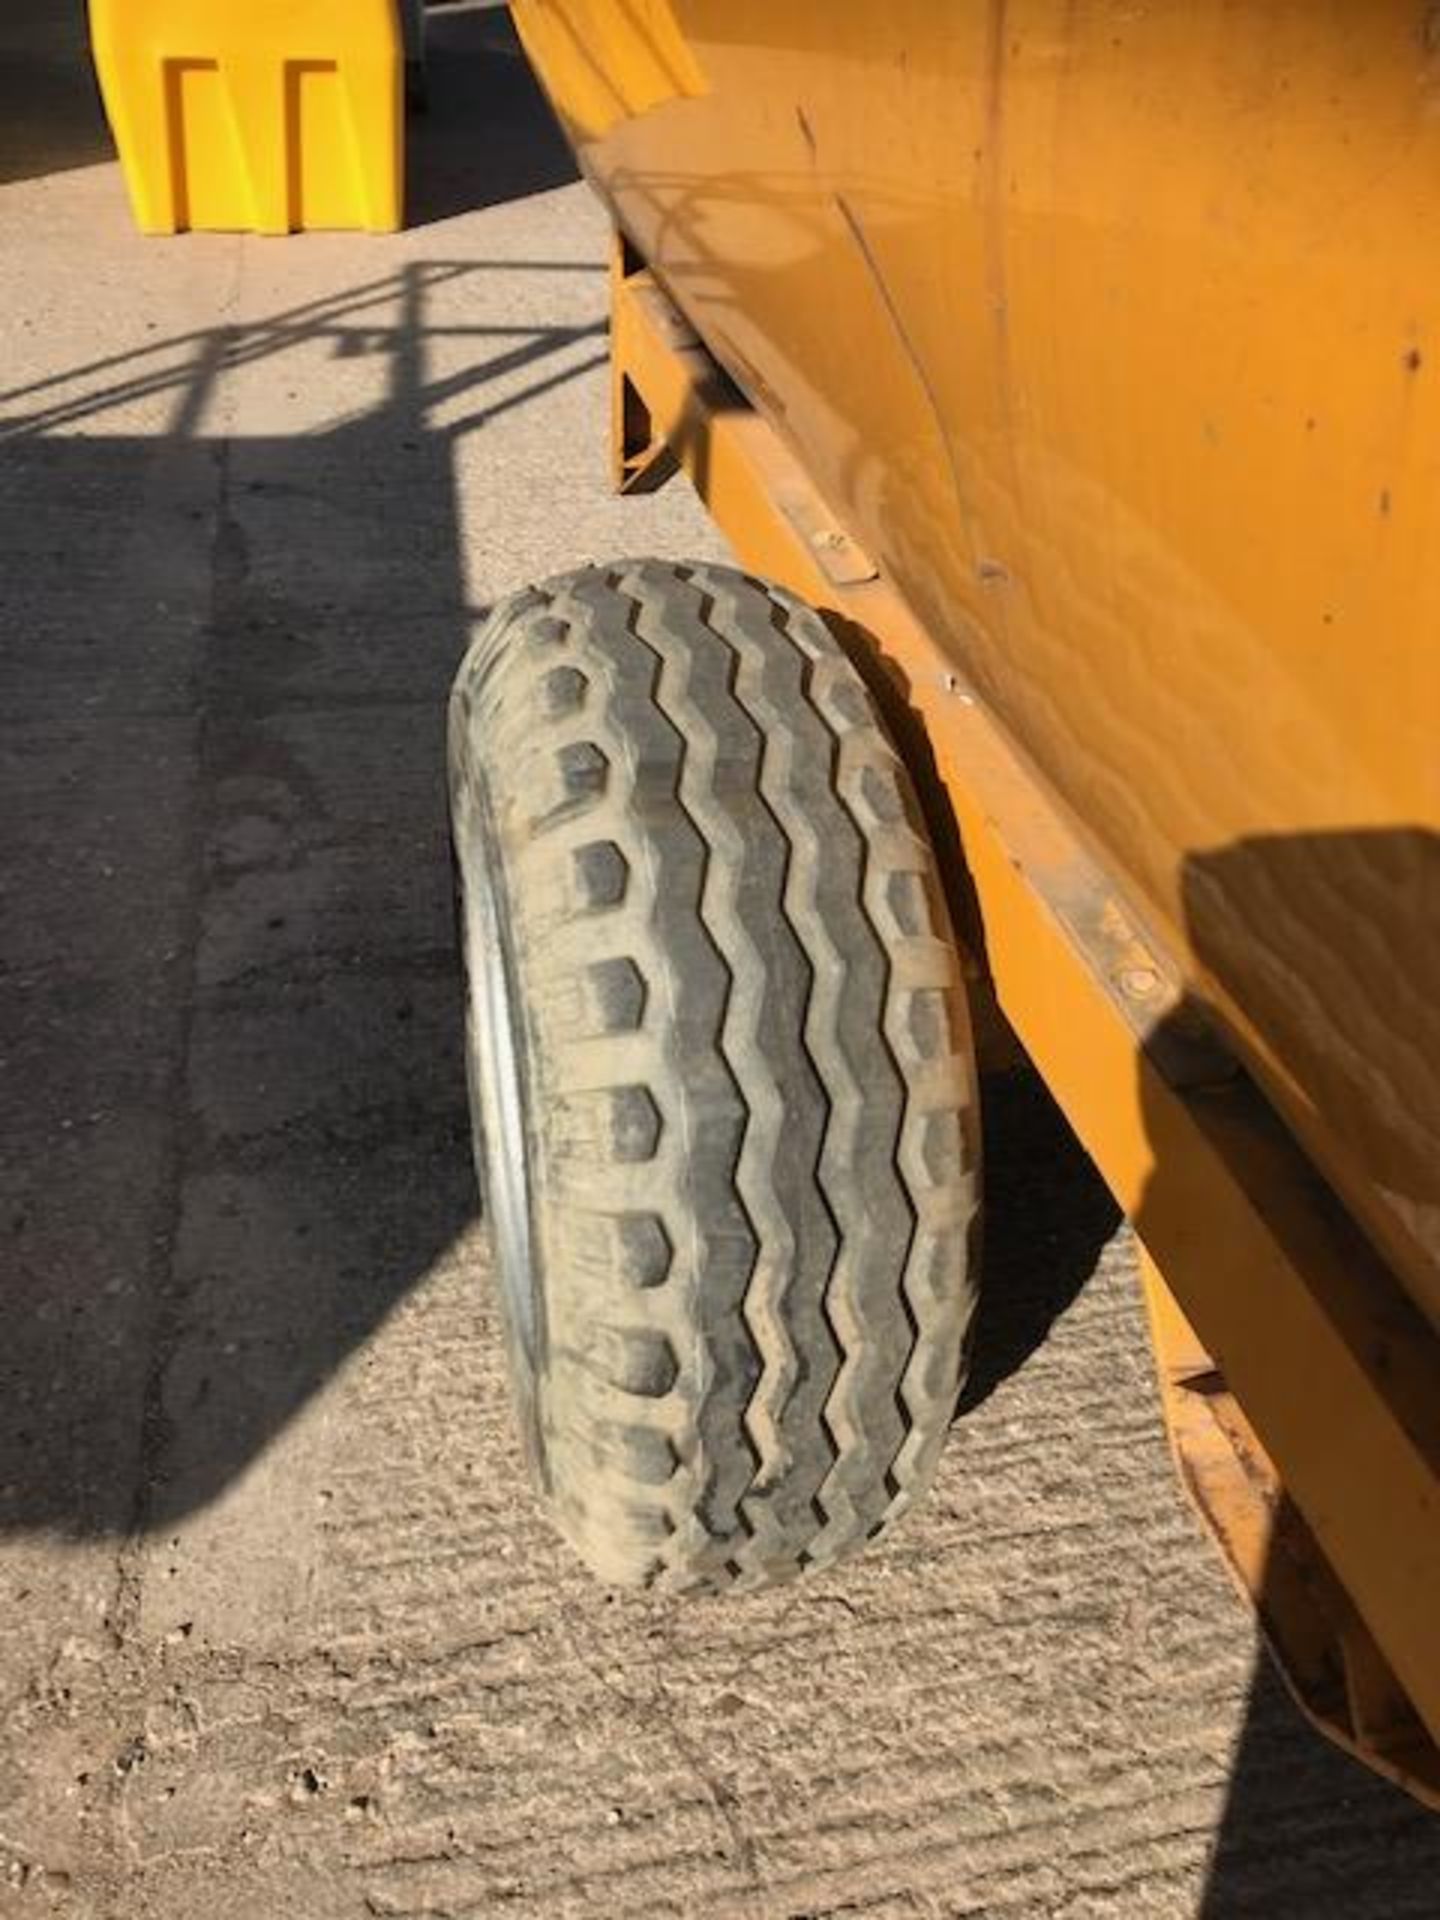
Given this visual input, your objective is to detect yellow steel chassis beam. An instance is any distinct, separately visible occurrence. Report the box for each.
[611,235,1440,1804]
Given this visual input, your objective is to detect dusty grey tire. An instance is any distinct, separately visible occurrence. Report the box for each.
[448,560,980,1591]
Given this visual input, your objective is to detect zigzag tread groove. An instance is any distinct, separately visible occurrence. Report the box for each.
[448,559,980,1591]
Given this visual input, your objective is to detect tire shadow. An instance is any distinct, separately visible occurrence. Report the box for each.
[959,1066,1121,1414]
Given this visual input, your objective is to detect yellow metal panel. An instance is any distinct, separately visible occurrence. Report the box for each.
[88,0,403,234]
[514,0,1440,1331]
[608,255,1440,1773]
[515,0,706,138]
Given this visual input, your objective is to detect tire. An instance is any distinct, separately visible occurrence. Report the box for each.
[448,560,981,1591]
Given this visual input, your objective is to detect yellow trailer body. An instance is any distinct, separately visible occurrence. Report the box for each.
[515,0,1440,1329]
[510,0,1440,1797]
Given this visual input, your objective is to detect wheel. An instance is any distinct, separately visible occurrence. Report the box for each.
[448,560,981,1590]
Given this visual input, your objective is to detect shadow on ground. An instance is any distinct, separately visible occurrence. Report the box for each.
[408,2,579,225]
[0,0,111,186]
[959,1069,1120,1414]
[1201,1654,1440,1916]
[0,0,593,1546]
[0,253,612,1541]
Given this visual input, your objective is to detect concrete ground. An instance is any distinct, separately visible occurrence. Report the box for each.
[2,6,1439,1916]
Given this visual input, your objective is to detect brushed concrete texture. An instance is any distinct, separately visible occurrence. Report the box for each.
[2,5,1438,1916]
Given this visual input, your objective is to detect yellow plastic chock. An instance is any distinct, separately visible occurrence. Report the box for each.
[88,0,404,235]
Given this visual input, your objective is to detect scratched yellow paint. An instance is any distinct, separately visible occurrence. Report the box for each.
[515,0,1440,1329]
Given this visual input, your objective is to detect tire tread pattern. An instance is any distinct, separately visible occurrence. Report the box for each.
[450,561,979,1590]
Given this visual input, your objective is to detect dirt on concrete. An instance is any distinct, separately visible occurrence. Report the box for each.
[2,6,1439,1916]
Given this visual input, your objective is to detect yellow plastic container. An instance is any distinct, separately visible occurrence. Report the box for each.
[88,0,403,234]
